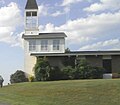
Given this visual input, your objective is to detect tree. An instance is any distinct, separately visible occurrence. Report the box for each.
[75,59,91,79]
[90,66,105,79]
[65,48,71,53]
[75,59,104,79]
[61,66,75,80]
[10,70,28,83]
[34,57,51,81]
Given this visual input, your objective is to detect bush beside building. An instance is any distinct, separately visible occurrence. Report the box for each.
[34,58,105,81]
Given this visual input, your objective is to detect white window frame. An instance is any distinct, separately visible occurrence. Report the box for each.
[41,40,48,51]
[26,11,37,29]
[29,40,36,52]
[53,40,60,51]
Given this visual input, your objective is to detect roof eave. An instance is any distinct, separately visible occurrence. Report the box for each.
[30,51,120,57]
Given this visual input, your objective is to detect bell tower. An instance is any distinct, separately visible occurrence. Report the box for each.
[25,0,39,35]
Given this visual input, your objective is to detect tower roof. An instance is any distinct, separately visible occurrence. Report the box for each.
[25,0,38,9]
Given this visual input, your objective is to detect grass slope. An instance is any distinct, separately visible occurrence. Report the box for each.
[0,79,120,105]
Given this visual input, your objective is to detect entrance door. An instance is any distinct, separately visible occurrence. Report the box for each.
[103,59,112,73]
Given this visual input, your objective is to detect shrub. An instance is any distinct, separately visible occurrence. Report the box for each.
[34,58,51,81]
[75,59,104,79]
[61,66,75,80]
[28,75,35,82]
[49,66,63,81]
[10,70,28,83]
[75,59,91,79]
[90,66,105,79]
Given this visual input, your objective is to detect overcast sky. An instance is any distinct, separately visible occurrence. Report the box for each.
[0,0,120,84]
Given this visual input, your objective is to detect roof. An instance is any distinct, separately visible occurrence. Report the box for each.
[25,0,38,9]
[22,32,67,39]
[30,51,120,56]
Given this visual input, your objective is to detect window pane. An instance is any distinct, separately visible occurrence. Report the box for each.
[53,40,60,50]
[26,11,37,28]
[26,17,32,28]
[26,17,37,28]
[32,17,37,27]
[26,12,31,16]
[32,12,37,16]
[29,40,36,51]
[41,40,48,51]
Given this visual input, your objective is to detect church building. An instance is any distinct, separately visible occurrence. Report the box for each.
[22,0,120,78]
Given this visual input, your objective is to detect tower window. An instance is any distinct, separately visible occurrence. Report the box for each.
[26,11,37,28]
[26,12,31,16]
[41,40,48,51]
[32,12,37,16]
[26,12,37,16]
[53,40,60,50]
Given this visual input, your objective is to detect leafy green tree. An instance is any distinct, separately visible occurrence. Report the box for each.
[90,66,105,79]
[10,70,28,83]
[75,59,91,79]
[65,48,71,53]
[34,57,51,81]
[61,66,75,80]
[75,59,104,79]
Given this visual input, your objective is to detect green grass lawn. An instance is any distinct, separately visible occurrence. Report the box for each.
[0,79,120,105]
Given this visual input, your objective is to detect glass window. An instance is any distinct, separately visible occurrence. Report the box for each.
[26,11,37,28]
[26,11,37,16]
[41,40,48,51]
[32,12,37,16]
[26,16,32,28]
[53,40,60,50]
[29,40,36,51]
[32,17,37,28]
[26,12,31,16]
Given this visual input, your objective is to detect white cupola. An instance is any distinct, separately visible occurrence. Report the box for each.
[25,0,39,35]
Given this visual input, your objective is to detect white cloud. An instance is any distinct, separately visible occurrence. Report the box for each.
[51,7,70,17]
[0,2,22,46]
[0,2,22,27]
[38,4,70,17]
[79,39,120,50]
[10,32,24,48]
[39,11,120,50]
[61,0,92,6]
[84,0,120,12]
[38,3,71,17]
[61,0,82,6]
[38,5,48,16]
[51,11,63,17]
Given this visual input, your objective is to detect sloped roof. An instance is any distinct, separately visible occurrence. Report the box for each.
[25,0,38,9]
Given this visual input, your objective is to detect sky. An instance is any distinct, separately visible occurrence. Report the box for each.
[0,0,120,85]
